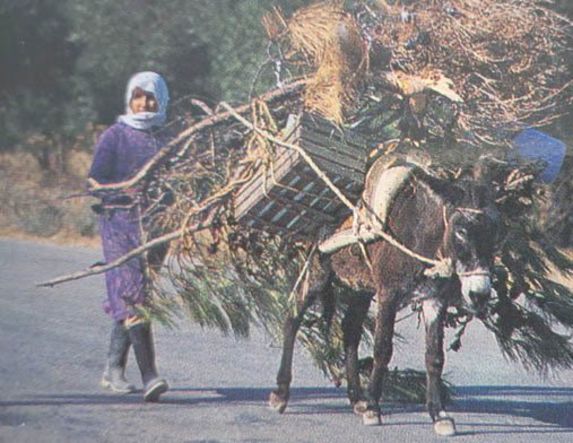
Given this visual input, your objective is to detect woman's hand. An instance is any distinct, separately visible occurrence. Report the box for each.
[87,177,100,190]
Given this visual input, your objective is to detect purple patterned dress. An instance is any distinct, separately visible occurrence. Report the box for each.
[89,122,165,321]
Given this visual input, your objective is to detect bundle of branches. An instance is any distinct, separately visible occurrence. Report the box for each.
[263,0,572,151]
[135,88,308,335]
[479,159,573,372]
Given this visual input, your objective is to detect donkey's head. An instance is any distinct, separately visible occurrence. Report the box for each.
[443,182,501,315]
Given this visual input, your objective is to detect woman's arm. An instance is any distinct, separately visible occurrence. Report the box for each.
[88,127,118,184]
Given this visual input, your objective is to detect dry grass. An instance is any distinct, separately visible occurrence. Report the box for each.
[0,150,98,246]
[264,2,367,123]
[268,0,571,147]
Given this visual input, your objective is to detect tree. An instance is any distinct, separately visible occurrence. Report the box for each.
[64,0,310,123]
[0,0,78,160]
[1,0,312,155]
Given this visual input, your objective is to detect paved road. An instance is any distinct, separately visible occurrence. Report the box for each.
[1,239,572,443]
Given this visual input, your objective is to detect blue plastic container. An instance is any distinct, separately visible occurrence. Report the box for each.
[512,129,567,183]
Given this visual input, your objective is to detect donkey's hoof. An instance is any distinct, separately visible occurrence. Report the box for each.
[434,417,456,437]
[268,391,288,414]
[353,400,368,415]
[362,410,381,426]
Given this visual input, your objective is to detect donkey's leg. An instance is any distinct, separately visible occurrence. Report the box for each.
[363,297,397,426]
[422,297,456,437]
[268,307,308,413]
[342,292,372,415]
[269,259,334,414]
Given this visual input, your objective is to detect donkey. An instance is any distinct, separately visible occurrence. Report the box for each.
[269,158,500,437]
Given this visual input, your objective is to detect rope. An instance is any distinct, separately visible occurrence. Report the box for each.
[287,243,319,316]
[221,102,450,274]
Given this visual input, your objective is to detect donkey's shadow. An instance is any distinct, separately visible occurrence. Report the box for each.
[451,385,573,428]
[210,384,573,429]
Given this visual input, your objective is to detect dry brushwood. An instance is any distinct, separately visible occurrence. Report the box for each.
[265,1,368,124]
[265,0,572,149]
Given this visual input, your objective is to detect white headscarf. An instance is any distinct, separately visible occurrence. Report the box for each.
[117,71,169,130]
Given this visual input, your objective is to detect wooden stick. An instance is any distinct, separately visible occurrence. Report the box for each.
[287,243,318,315]
[36,206,218,288]
[37,230,183,288]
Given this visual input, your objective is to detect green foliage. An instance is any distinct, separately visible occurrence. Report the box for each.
[0,0,78,149]
[493,223,573,372]
[1,0,311,152]
[460,160,573,373]
[62,0,212,125]
[184,0,310,102]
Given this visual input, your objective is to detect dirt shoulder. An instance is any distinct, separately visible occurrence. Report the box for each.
[0,227,99,249]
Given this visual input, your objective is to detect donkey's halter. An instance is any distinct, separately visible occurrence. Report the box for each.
[457,269,490,277]
[456,207,484,216]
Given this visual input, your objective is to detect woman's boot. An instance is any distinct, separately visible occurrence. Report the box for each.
[127,321,168,402]
[101,321,136,393]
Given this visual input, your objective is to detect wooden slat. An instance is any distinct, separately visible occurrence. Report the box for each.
[234,146,298,207]
[267,191,337,223]
[234,111,368,239]
[301,138,366,175]
[302,125,367,153]
[234,148,299,217]
[290,113,368,155]
[237,126,364,211]
[302,132,367,165]
[292,168,362,201]
[311,157,365,184]
[246,184,329,230]
[235,167,302,220]
[279,184,340,211]
[299,113,369,148]
[236,158,355,219]
[244,203,322,236]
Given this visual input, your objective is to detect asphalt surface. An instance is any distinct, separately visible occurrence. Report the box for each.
[1,238,572,443]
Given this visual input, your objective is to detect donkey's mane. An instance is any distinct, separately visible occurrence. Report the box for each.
[408,167,466,209]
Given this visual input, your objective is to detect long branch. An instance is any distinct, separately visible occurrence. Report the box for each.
[89,79,306,193]
[37,206,218,288]
[37,230,183,288]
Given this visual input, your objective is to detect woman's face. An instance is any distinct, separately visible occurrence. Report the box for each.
[129,87,159,114]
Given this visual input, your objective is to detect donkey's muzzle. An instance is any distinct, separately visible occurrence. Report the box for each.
[459,273,491,316]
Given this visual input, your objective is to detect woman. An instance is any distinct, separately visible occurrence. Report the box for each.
[88,71,170,402]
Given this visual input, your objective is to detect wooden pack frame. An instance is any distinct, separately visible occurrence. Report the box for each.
[234,112,369,240]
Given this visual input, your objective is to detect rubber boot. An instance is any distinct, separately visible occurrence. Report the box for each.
[127,321,168,402]
[101,321,136,393]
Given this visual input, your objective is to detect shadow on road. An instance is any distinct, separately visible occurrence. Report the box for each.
[2,385,572,431]
[452,385,573,428]
[0,386,342,408]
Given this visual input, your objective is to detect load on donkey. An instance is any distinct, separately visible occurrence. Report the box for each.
[40,0,573,437]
